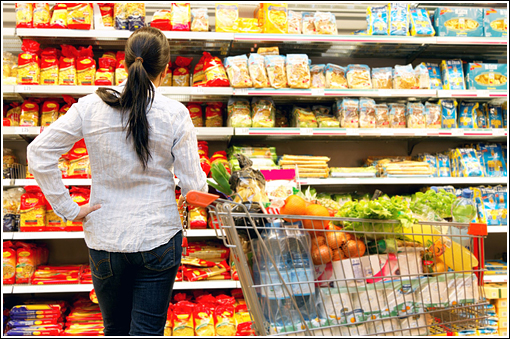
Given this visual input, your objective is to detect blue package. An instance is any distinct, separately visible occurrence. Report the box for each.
[440,59,465,90]
[458,102,478,128]
[434,7,483,37]
[466,63,508,90]
[388,3,410,36]
[494,186,507,226]
[476,143,507,177]
[420,153,438,177]
[425,102,441,128]
[410,8,435,36]
[503,102,507,128]
[440,99,458,128]
[483,8,508,37]
[424,62,443,89]
[486,103,504,128]
[367,6,389,35]
[480,187,498,226]
[475,104,487,128]
[436,153,451,177]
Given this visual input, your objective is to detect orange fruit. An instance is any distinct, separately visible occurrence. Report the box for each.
[280,195,307,222]
[303,204,330,230]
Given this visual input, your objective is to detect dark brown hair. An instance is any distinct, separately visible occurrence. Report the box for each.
[96,27,170,169]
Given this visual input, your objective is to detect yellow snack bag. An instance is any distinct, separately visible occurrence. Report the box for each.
[215,3,238,33]
[194,305,215,336]
[173,304,194,336]
[215,305,236,336]
[262,3,288,34]
[236,18,262,33]
[33,3,50,28]
[15,3,33,28]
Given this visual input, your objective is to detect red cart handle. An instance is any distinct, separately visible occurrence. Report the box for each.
[186,191,219,208]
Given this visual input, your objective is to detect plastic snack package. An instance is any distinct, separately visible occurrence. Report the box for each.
[151,9,172,30]
[3,242,16,285]
[17,39,40,86]
[475,103,487,128]
[313,105,339,128]
[15,3,33,28]
[257,46,279,56]
[115,52,128,85]
[98,3,114,28]
[225,55,252,88]
[193,304,215,336]
[68,139,90,179]
[440,59,465,90]
[33,3,51,28]
[414,63,431,89]
[393,64,418,89]
[205,103,224,127]
[20,100,40,127]
[325,64,348,89]
[248,54,269,88]
[458,102,478,128]
[173,56,193,87]
[434,7,483,37]
[66,187,90,230]
[436,153,451,177]
[67,3,92,30]
[251,97,275,128]
[214,305,236,336]
[95,57,116,85]
[262,3,288,34]
[5,103,21,126]
[46,198,66,230]
[372,67,393,89]
[375,103,390,128]
[484,8,507,37]
[188,206,208,229]
[20,186,46,231]
[486,102,503,128]
[183,261,230,281]
[367,6,389,35]
[40,100,60,127]
[170,3,191,31]
[346,64,372,89]
[406,102,426,128]
[76,46,96,86]
[191,8,209,32]
[15,244,40,283]
[227,98,251,128]
[187,103,203,127]
[439,99,458,128]
[275,107,289,127]
[39,48,59,86]
[59,45,78,86]
[288,10,301,34]
[173,302,194,336]
[310,64,326,89]
[203,52,230,87]
[50,3,68,29]
[315,12,337,35]
[388,3,410,36]
[476,143,506,177]
[410,8,435,36]
[292,105,317,128]
[236,18,262,33]
[58,154,70,178]
[265,55,287,89]
[425,102,441,128]
[336,98,359,128]
[286,54,310,89]
[424,62,442,89]
[302,12,316,35]
[192,55,206,87]
[359,98,377,128]
[59,95,76,118]
[215,3,238,33]
[454,148,485,177]
[114,3,128,30]
[127,3,145,31]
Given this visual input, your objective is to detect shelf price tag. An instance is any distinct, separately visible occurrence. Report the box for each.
[378,89,392,97]
[22,85,32,92]
[15,127,30,134]
[300,128,314,136]
[235,88,248,95]
[478,90,490,98]
[237,128,250,135]
[191,87,204,95]
[311,89,324,96]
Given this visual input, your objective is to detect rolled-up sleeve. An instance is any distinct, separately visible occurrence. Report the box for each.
[27,101,84,222]
[172,108,208,195]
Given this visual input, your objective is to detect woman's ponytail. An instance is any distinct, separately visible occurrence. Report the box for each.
[96,27,170,170]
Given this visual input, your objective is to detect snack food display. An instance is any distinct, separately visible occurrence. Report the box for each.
[286,54,311,89]
[325,64,348,89]
[346,64,372,89]
[265,55,287,89]
[225,55,252,88]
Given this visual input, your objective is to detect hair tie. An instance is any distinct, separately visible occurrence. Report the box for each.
[135,57,143,63]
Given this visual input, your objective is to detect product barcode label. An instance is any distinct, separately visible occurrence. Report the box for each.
[191,87,204,95]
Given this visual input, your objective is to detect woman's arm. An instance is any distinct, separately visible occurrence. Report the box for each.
[172,107,208,196]
[27,102,85,222]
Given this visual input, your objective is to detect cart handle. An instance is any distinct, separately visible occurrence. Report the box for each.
[185,191,219,207]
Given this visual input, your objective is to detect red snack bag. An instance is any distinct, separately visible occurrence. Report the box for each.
[205,103,224,127]
[192,54,207,87]
[197,141,209,157]
[170,3,191,31]
[98,3,114,27]
[151,9,172,31]
[216,294,236,306]
[20,186,46,231]
[214,305,236,336]
[40,99,60,127]
[67,3,93,30]
[172,303,194,336]
[115,51,128,85]
[199,155,211,176]
[40,48,60,86]
[68,139,90,179]
[59,45,78,86]
[95,57,116,85]
[236,321,256,336]
[19,100,40,127]
[66,186,91,231]
[187,103,203,127]
[45,197,66,231]
[15,3,33,28]
[59,95,77,117]
[203,52,230,87]
[193,304,214,336]
[3,242,17,285]
[15,243,38,284]
[17,39,40,85]
[173,56,193,87]
[50,3,68,29]
[188,206,208,229]
[76,46,96,86]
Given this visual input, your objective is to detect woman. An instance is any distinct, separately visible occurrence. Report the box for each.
[27,27,207,336]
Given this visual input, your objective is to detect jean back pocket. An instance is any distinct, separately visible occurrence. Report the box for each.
[89,249,113,280]
[141,233,181,272]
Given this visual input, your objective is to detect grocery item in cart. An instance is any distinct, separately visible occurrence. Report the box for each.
[388,3,410,36]
[325,64,348,89]
[346,64,372,89]
[170,3,191,31]
[286,54,311,89]
[367,5,389,35]
[372,67,392,89]
[33,3,50,28]
[67,3,92,30]
[410,8,435,36]
[76,46,96,86]
[203,52,230,87]
[230,154,269,204]
[359,98,376,128]
[215,3,238,33]
[439,99,458,128]
[424,62,443,89]
[227,98,251,128]
[484,8,508,37]
[440,59,465,90]
[59,45,78,86]
[336,98,359,128]
[310,64,326,88]
[486,102,504,128]
[248,53,270,88]
[434,7,483,37]
[302,12,316,34]
[50,3,68,29]
[173,56,193,87]
[425,102,441,128]
[288,10,301,34]
[375,103,390,128]
[315,12,337,35]
[265,55,287,88]
[458,102,478,128]
[406,102,426,128]
[20,100,40,127]
[205,103,223,127]
[313,105,340,128]
[191,8,209,32]
[17,39,40,86]
[252,97,275,128]
[393,64,418,89]
[414,63,431,89]
[466,63,507,90]
[40,100,60,127]
[291,105,318,128]
[225,55,253,88]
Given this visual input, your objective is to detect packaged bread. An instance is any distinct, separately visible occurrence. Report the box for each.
[225,55,252,88]
[406,102,426,128]
[313,105,339,128]
[39,48,59,86]
[310,64,326,89]
[248,54,269,88]
[288,10,301,34]
[375,103,390,128]
[187,103,203,127]
[314,12,337,35]
[17,39,40,86]
[33,3,50,28]
[261,3,288,34]
[346,64,372,89]
[292,105,317,128]
[252,97,275,128]
[191,8,209,32]
[215,3,238,33]
[265,55,287,89]
[367,5,389,35]
[440,99,458,128]
[205,103,223,127]
[359,98,377,128]
[286,54,310,89]
[302,12,316,34]
[227,98,251,128]
[388,3,410,36]
[393,64,418,89]
[336,98,359,128]
[203,52,230,87]
[389,103,406,128]
[325,64,348,89]
[425,102,441,128]
[372,67,393,89]
[410,8,435,36]
[170,3,191,31]
[414,63,430,89]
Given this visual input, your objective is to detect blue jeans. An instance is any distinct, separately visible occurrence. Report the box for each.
[89,231,182,336]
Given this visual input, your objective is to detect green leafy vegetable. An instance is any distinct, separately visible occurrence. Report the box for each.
[410,189,457,219]
[208,162,232,196]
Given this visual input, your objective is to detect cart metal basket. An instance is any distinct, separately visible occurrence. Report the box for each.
[185,191,490,337]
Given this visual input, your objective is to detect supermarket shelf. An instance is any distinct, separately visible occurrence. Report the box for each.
[2,285,14,294]
[437,90,508,99]
[3,28,15,36]
[487,226,508,233]
[435,36,508,46]
[234,33,437,44]
[234,88,438,97]
[196,127,234,141]
[484,275,508,283]
[298,177,508,186]
[3,126,41,141]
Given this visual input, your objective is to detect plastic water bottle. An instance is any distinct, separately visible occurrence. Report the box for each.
[451,189,477,249]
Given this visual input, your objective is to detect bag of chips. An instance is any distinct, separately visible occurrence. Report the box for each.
[40,100,60,127]
[50,3,68,29]
[367,6,389,35]
[227,98,251,128]
[203,52,230,87]
[67,3,92,30]
[286,54,311,89]
[265,55,287,89]
[359,98,377,128]
[40,48,60,86]
[288,10,301,34]
[33,3,50,28]
[372,67,393,89]
[225,55,252,88]
[173,56,193,87]
[346,64,372,89]
[20,100,40,127]
[310,64,326,89]
[76,46,96,86]
[375,103,390,128]
[205,103,224,127]
[16,3,33,28]
[336,98,359,128]
[248,54,269,88]
[406,102,426,128]
[414,63,430,89]
[171,3,191,31]
[425,102,441,128]
[439,99,458,128]
[302,12,316,34]
[262,3,288,34]
[188,103,203,127]
[410,8,435,36]
[389,103,406,128]
[191,8,209,32]
[95,57,116,86]
[393,64,418,89]
[252,97,275,128]
[59,45,78,86]
[215,3,238,33]
[98,3,114,27]
[315,12,337,35]
[325,64,348,89]
[388,3,410,36]
[17,39,40,86]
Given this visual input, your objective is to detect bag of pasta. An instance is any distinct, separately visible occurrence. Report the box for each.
[325,63,348,89]
[359,98,377,128]
[68,139,90,179]
[262,3,288,34]
[20,186,46,231]
[248,54,269,88]
[40,48,59,86]
[346,64,372,89]
[115,51,128,85]
[40,100,60,127]
[191,8,209,32]
[389,103,406,128]
[5,103,21,126]
[406,102,426,128]
[288,10,301,34]
[17,39,40,86]
[67,3,92,30]
[313,105,339,128]
[192,55,207,87]
[375,103,390,128]
[171,3,191,31]
[50,3,68,29]
[95,57,116,86]
[3,242,16,284]
[127,3,145,31]
[286,54,310,89]
[173,56,193,87]
[310,64,326,89]
[275,107,289,127]
[188,206,208,229]
[15,243,39,283]
[59,153,70,178]
[187,103,203,127]
[265,55,287,89]
[67,186,91,231]
[194,305,215,336]
[15,3,33,28]
[371,67,393,89]
[98,3,114,28]
[393,64,418,89]
[336,98,359,128]
[114,3,128,30]
[76,46,96,86]
[20,100,40,127]
[33,3,50,28]
[215,3,239,33]
[59,95,76,118]
[315,12,337,35]
[257,47,279,56]
[410,8,435,36]
[59,45,78,86]
[203,52,230,87]
[251,97,275,128]
[237,18,262,34]
[230,154,269,205]
[227,98,251,128]
[225,55,252,88]
[292,105,318,128]
[205,103,224,127]
[388,3,410,36]
[151,9,172,30]
[302,12,316,34]
[215,305,236,336]
[45,197,66,231]
[425,102,441,128]
[414,63,430,89]
[367,5,389,35]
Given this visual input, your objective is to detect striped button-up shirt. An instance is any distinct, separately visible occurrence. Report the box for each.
[27,83,207,252]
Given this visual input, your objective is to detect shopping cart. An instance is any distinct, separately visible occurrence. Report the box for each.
[185,191,490,336]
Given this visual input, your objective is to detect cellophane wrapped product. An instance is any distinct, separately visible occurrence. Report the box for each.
[393,64,418,89]
[325,64,348,89]
[67,3,93,30]
[115,51,128,85]
[188,103,203,127]
[375,103,390,128]
[20,186,46,231]
[205,103,224,127]
[192,54,206,87]
[191,8,209,32]
[67,139,91,179]
[171,3,191,31]
[173,56,193,87]
[50,3,68,29]
[313,105,339,128]
[16,3,33,28]
[410,8,435,36]
[151,9,172,30]
[336,98,359,128]
[389,103,406,128]
[95,57,116,85]
[40,100,60,127]
[424,62,443,89]
[286,54,311,89]
[261,3,288,34]
[20,100,40,127]
[440,99,458,128]
[425,102,441,128]
[406,102,426,128]
[302,12,316,34]
[265,55,287,89]
[225,55,252,88]
[66,186,91,231]
[98,3,114,27]
[346,64,372,89]
[367,6,388,35]
[288,10,302,34]
[310,64,326,88]
[17,39,40,86]
[292,105,317,128]
[414,63,431,89]
[203,52,230,87]
[227,98,251,128]
[251,97,275,128]
[248,54,270,88]
[33,3,50,28]
[359,98,377,128]
[58,45,78,86]
[127,3,145,31]
[458,102,478,128]
[315,12,337,34]
[59,95,76,118]
[76,46,96,86]
[215,3,239,33]
[372,67,393,89]
[39,48,59,86]
[388,3,410,36]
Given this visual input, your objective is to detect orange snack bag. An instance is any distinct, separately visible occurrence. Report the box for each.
[203,52,230,87]
[17,39,40,85]
[173,56,193,87]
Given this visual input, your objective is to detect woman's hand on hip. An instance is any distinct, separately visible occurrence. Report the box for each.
[74,203,102,222]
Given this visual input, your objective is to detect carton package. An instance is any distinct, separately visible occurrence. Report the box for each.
[483,8,508,37]
[434,7,483,37]
[466,63,507,90]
